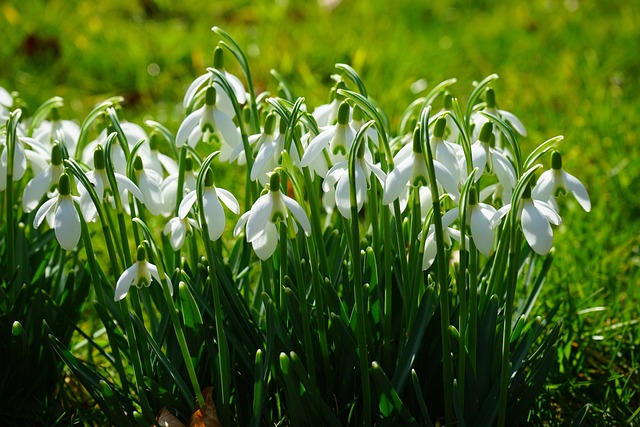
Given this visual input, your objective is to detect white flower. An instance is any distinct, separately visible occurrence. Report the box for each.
[471,87,526,148]
[176,86,241,162]
[22,143,65,213]
[146,133,178,178]
[249,113,282,184]
[300,101,355,177]
[160,163,197,217]
[312,81,346,127]
[33,107,80,155]
[78,146,144,222]
[133,156,165,216]
[492,188,562,255]
[114,245,171,301]
[383,129,459,205]
[33,173,82,251]
[179,171,240,241]
[81,121,148,174]
[532,151,591,212]
[235,173,311,260]
[163,216,199,251]
[322,149,386,219]
[183,47,246,115]
[422,208,467,270]
[466,188,498,256]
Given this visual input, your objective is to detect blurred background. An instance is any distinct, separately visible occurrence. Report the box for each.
[1,0,639,422]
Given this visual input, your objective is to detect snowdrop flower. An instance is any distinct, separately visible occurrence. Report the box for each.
[176,86,242,162]
[431,93,460,144]
[33,107,80,154]
[322,143,386,219]
[81,120,148,174]
[492,185,562,255]
[430,117,462,182]
[160,156,197,217]
[145,133,178,178]
[301,102,355,177]
[78,146,144,222]
[533,150,591,212]
[179,168,240,241]
[33,173,81,251]
[462,122,516,200]
[422,208,467,270]
[350,105,379,148]
[312,81,347,127]
[0,132,30,191]
[183,46,246,117]
[466,187,498,256]
[22,143,65,213]
[249,113,282,184]
[114,244,171,301]
[235,172,311,260]
[472,88,526,147]
[133,156,164,216]
[163,216,199,251]
[383,128,459,205]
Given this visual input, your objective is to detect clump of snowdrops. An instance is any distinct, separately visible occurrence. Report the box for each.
[0,27,590,426]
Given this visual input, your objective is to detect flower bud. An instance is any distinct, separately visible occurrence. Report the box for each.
[50,106,61,122]
[12,321,23,337]
[444,92,454,110]
[214,45,224,70]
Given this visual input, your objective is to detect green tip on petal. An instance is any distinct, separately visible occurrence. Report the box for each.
[58,173,71,196]
[434,117,447,138]
[265,113,277,135]
[551,150,563,170]
[205,86,217,106]
[51,143,63,166]
[204,167,214,186]
[269,172,281,191]
[479,122,493,143]
[485,88,496,108]
[133,155,144,171]
[214,46,224,70]
[50,107,61,121]
[337,101,350,125]
[468,186,478,205]
[522,184,532,199]
[412,127,422,154]
[136,245,147,262]
[444,92,453,110]
[94,146,106,170]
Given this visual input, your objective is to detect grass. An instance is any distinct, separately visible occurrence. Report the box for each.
[1,0,639,424]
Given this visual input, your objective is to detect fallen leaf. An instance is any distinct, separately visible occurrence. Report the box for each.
[189,387,222,427]
[156,407,186,427]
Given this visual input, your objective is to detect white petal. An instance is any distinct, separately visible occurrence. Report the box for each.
[368,161,387,185]
[335,172,353,219]
[563,170,591,212]
[23,168,53,212]
[204,190,225,241]
[532,170,554,202]
[178,190,198,219]
[216,187,240,214]
[383,157,413,205]
[521,201,553,255]
[183,73,210,108]
[115,264,137,301]
[139,172,164,215]
[434,160,460,200]
[246,193,272,242]
[499,109,527,136]
[492,150,517,189]
[532,200,562,226]
[114,173,144,201]
[300,128,334,167]
[422,227,437,270]
[163,217,181,235]
[169,220,187,250]
[34,197,57,228]
[234,211,251,238]
[252,222,279,260]
[470,142,487,181]
[470,206,495,256]
[54,198,81,251]
[224,71,247,104]
[491,204,511,229]
[176,108,203,147]
[214,110,242,157]
[148,263,172,296]
[251,139,278,181]
[282,195,311,235]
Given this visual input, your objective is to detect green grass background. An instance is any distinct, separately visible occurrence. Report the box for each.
[2,0,638,423]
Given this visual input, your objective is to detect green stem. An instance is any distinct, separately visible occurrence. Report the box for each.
[5,110,21,275]
[420,107,454,424]
[469,241,478,372]
[497,224,522,427]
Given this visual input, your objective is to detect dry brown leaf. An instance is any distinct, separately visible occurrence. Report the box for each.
[156,407,186,427]
[188,387,222,427]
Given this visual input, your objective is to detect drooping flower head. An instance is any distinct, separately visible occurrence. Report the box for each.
[114,244,171,301]
[533,150,591,213]
[23,142,65,213]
